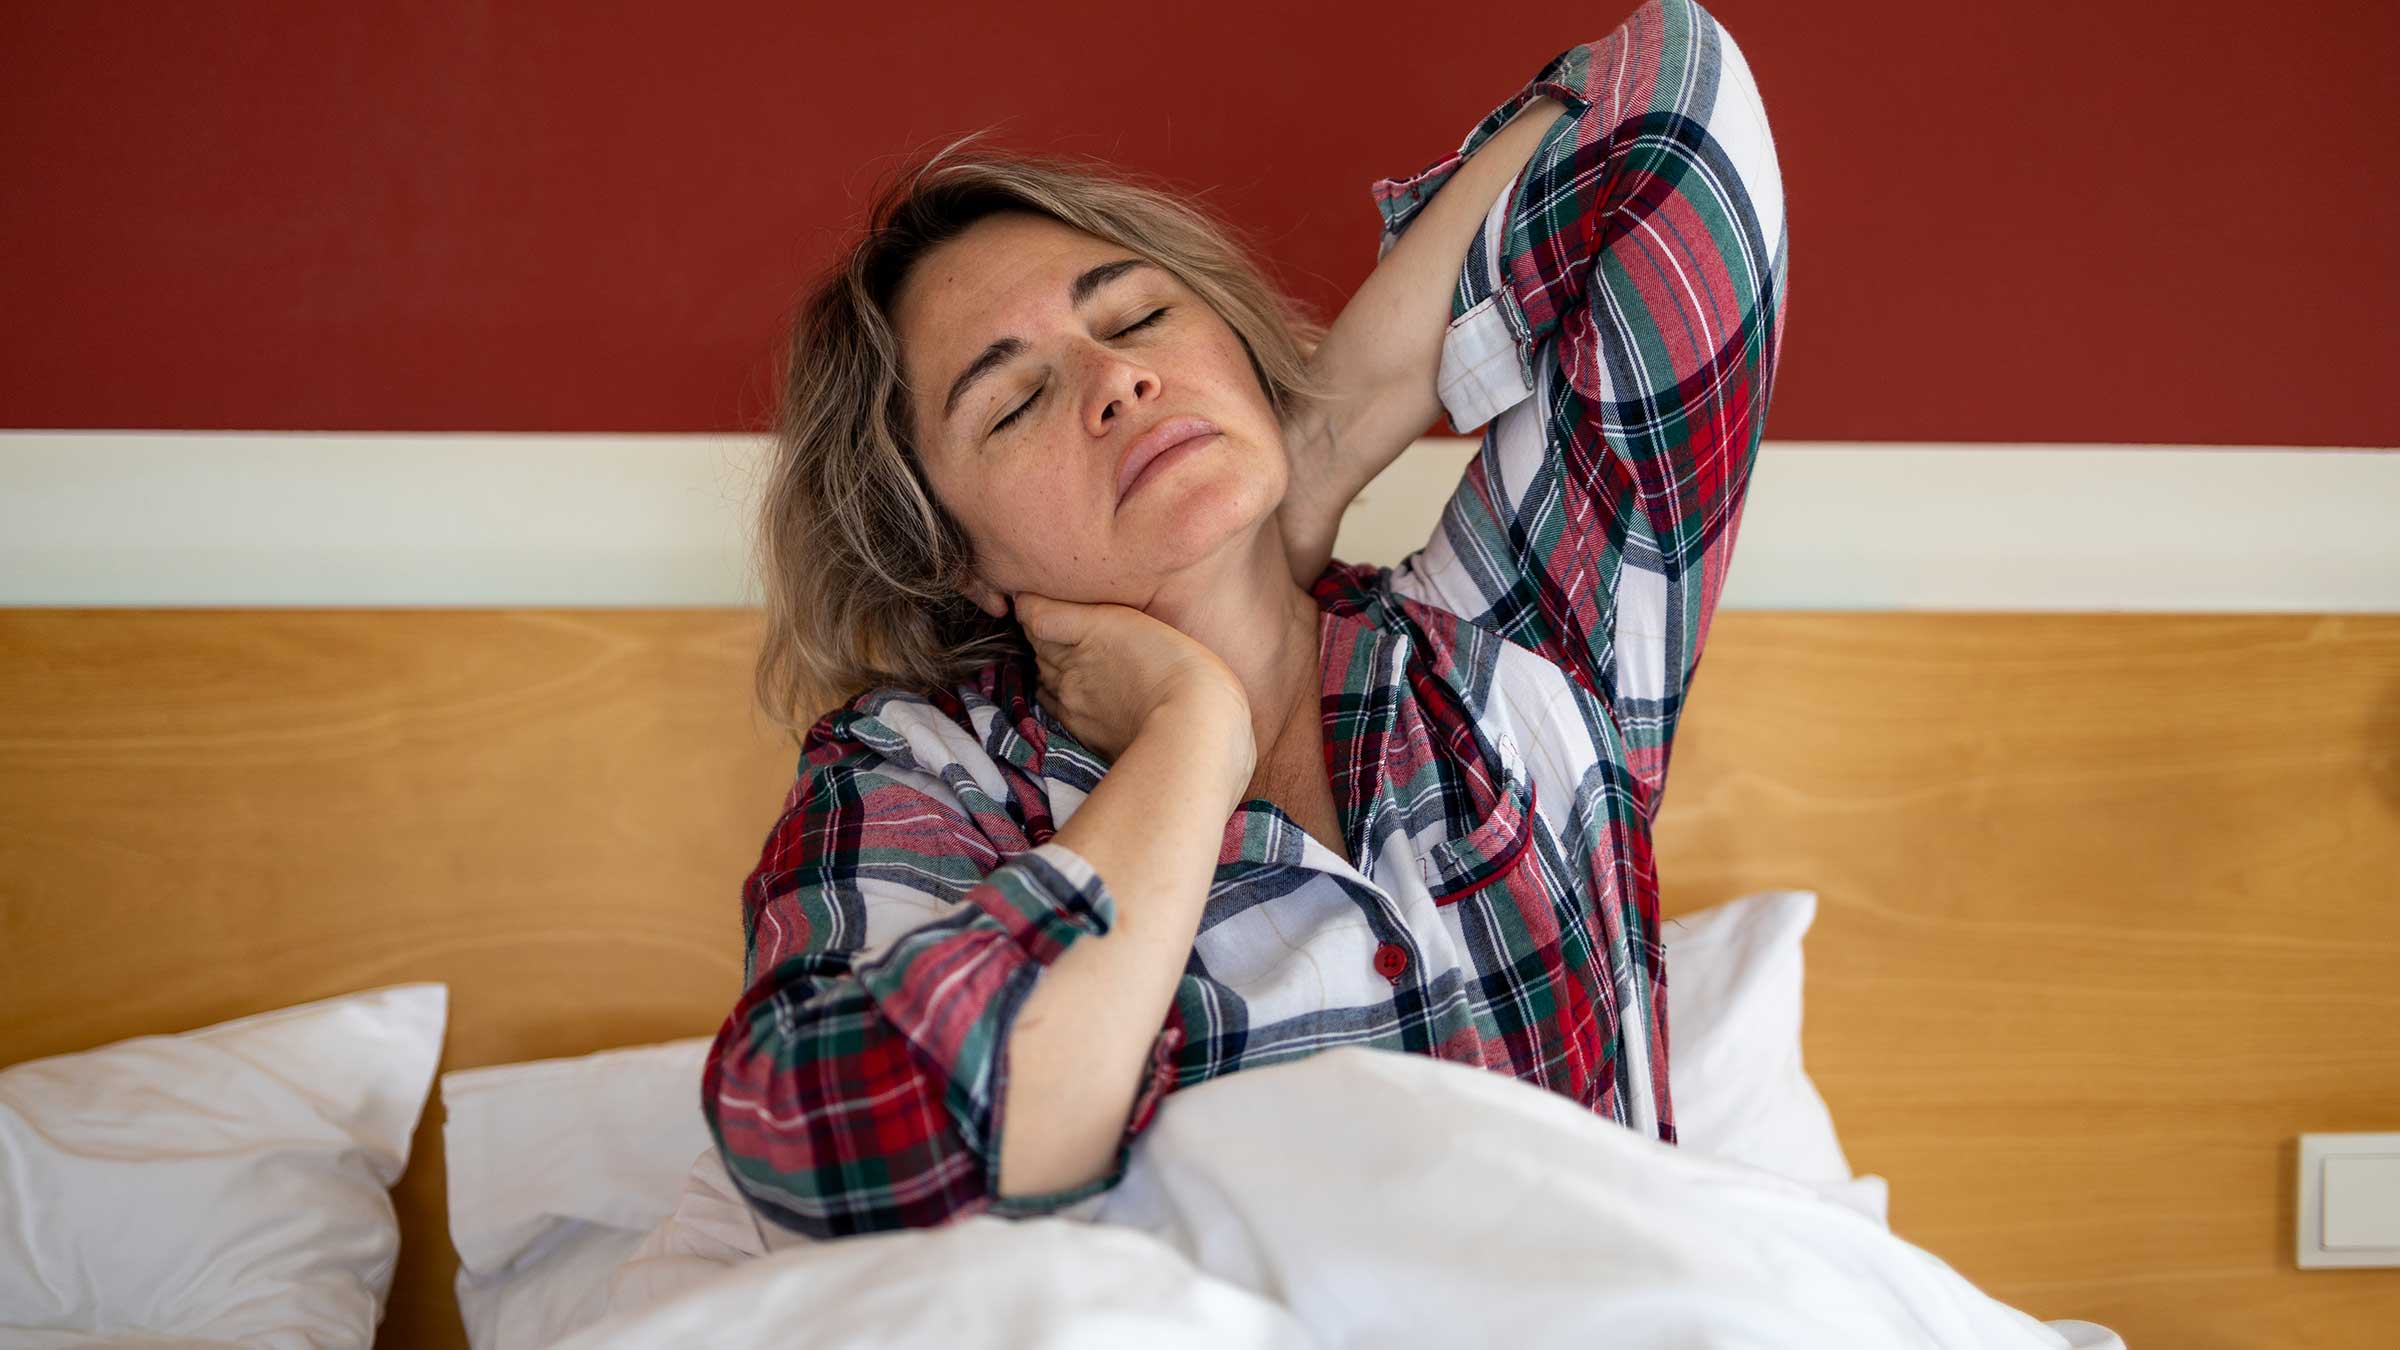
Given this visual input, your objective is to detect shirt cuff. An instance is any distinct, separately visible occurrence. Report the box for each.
[984,987,1187,1221]
[1434,181,1539,432]
[967,839,1122,966]
[1438,286,1539,432]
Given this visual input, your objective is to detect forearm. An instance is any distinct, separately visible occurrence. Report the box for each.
[1277,94,1571,584]
[994,697,1249,1199]
[1273,398,1376,586]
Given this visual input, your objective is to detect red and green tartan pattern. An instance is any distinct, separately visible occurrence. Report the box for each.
[1374,0,1786,825]
[705,0,1784,1241]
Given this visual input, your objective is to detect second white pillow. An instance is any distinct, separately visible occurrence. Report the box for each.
[0,983,449,1347]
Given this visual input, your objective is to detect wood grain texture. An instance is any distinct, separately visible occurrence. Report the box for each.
[1653,613,2400,1348]
[2,609,2393,1348]
[0,609,794,1350]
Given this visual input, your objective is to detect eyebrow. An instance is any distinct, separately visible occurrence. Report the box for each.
[940,257,1161,426]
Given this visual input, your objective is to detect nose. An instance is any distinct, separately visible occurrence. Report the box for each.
[1085,353,1161,437]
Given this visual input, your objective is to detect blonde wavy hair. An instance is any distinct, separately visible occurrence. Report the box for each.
[750,129,1338,746]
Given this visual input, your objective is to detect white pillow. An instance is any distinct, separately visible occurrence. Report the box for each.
[440,1039,716,1350]
[1664,888,1889,1226]
[0,983,449,1349]
[440,887,1878,1343]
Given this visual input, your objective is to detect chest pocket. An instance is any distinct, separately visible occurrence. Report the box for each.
[1423,753,1539,906]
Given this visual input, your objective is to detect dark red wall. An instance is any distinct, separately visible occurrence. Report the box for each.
[4,1,2394,445]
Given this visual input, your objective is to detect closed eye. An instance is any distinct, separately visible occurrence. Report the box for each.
[991,307,1173,434]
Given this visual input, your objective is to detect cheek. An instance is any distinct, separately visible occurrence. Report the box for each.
[1204,330,1277,413]
[954,461,1100,566]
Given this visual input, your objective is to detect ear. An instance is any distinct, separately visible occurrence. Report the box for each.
[965,574,1011,619]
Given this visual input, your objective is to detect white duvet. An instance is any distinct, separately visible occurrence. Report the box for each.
[555,1047,2125,1350]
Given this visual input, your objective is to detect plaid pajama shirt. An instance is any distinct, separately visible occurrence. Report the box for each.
[706,0,1788,1241]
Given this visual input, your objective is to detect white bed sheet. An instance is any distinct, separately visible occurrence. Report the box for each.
[441,891,2118,1350]
[562,1046,2125,1350]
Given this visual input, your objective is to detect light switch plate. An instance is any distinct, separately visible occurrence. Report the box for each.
[2297,1132,2400,1269]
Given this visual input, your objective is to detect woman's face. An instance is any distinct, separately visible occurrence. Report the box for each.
[894,211,1291,616]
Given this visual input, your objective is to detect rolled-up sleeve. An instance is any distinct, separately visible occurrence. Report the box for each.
[702,743,1183,1240]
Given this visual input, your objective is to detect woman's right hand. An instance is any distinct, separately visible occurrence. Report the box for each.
[1011,591,1254,779]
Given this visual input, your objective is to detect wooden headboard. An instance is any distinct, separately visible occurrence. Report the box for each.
[2,607,2394,1348]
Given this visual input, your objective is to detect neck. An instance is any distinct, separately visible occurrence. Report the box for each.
[1133,526,1321,784]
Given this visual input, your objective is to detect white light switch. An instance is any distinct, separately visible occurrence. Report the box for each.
[2300,1132,2400,1268]
[2322,1155,2400,1249]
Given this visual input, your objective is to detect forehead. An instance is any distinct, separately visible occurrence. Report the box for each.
[914,210,1105,293]
[903,212,1111,320]
[897,214,1162,387]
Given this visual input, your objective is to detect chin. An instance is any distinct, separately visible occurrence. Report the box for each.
[1131,467,1279,565]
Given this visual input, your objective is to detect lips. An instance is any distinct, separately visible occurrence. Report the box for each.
[1115,415,1221,507]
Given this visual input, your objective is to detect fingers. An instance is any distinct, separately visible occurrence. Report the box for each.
[1012,590,1075,644]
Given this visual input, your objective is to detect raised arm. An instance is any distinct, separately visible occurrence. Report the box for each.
[1275,95,1573,587]
[1381,0,1788,818]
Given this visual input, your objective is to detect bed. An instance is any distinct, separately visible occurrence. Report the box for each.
[2,447,2394,1347]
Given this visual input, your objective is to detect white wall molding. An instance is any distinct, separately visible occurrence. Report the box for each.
[2,431,2393,611]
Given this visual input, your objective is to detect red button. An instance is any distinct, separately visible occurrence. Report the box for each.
[1373,942,1410,981]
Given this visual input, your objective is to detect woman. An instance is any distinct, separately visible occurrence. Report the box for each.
[707,0,1787,1241]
